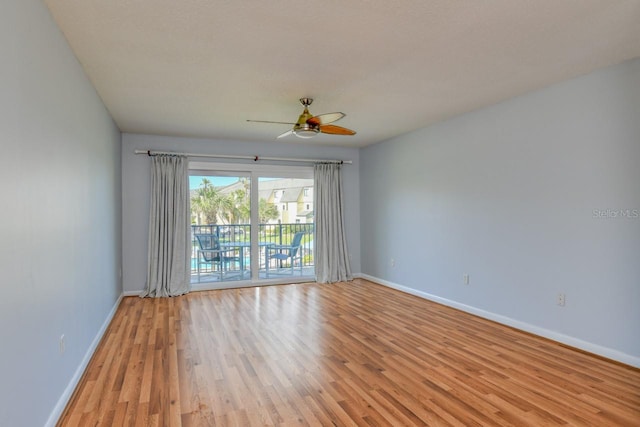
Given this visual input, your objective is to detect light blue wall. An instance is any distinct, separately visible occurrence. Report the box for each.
[121,133,361,294]
[0,1,122,426]
[360,59,640,365]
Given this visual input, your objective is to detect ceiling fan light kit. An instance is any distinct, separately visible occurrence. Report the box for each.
[248,98,356,140]
[293,125,320,138]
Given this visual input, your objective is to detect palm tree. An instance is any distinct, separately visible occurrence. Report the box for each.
[223,189,250,224]
[217,178,250,225]
[191,178,225,225]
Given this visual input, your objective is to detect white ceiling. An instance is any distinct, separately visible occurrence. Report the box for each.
[44,0,640,147]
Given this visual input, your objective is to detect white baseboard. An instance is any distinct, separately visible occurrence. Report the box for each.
[123,290,142,296]
[45,293,124,427]
[360,274,640,368]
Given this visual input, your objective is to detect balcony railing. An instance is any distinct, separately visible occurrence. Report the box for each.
[191,223,314,282]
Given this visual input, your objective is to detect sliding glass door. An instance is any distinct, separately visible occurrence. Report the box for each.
[189,163,314,287]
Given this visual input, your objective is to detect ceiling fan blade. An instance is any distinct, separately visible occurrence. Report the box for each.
[247,119,295,125]
[307,112,345,126]
[276,129,294,139]
[319,124,356,136]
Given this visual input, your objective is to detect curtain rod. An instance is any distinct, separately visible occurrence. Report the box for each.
[134,150,352,164]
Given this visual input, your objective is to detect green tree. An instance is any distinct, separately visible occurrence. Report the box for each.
[259,198,279,223]
[191,178,225,224]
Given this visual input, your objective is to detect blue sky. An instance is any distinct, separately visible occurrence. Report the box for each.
[189,176,278,190]
[189,175,239,190]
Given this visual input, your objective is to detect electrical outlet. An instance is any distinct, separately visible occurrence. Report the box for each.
[557,293,566,307]
[463,274,470,285]
[59,335,65,354]
[390,258,395,267]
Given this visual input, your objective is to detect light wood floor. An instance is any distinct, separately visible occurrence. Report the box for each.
[58,279,640,426]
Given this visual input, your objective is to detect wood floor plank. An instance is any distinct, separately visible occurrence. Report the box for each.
[58,279,640,426]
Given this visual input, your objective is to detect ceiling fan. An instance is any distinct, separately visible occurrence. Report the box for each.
[247,98,356,139]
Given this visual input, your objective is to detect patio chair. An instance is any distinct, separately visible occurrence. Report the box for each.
[266,231,304,276]
[194,234,239,281]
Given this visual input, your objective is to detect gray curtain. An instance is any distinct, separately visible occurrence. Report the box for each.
[142,155,191,297]
[314,163,352,283]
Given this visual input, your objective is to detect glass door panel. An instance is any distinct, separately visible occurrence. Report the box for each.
[258,177,315,279]
[190,174,251,284]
